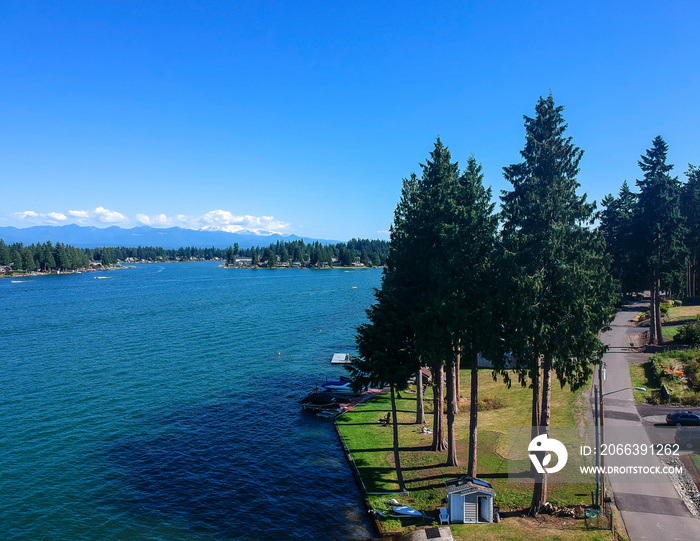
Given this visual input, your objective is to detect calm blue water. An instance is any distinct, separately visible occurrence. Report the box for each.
[0,263,381,540]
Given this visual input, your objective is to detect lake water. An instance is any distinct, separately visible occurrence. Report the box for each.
[0,263,382,540]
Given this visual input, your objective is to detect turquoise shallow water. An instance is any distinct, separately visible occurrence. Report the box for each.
[0,263,381,540]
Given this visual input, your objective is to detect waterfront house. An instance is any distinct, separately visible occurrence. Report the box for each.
[476,353,514,369]
[234,257,253,267]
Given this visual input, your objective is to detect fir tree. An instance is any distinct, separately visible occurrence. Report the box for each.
[500,94,616,515]
[682,165,700,297]
[635,136,687,343]
[600,181,644,299]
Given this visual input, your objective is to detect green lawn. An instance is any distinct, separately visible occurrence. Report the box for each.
[629,361,658,404]
[337,369,603,539]
[662,325,681,341]
[665,305,700,323]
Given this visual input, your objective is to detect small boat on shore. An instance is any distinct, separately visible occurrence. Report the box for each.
[391,505,426,519]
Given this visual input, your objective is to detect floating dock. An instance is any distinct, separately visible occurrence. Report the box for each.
[331,353,352,365]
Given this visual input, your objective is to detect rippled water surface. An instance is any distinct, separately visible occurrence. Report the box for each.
[1,264,381,540]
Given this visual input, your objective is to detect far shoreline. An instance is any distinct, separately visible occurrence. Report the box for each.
[2,261,385,279]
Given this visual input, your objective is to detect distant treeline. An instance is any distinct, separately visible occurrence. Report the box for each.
[0,238,389,272]
[228,238,389,267]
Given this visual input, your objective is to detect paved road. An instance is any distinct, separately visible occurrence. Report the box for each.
[599,304,700,540]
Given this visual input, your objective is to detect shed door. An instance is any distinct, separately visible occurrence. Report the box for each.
[463,499,477,523]
[478,496,491,523]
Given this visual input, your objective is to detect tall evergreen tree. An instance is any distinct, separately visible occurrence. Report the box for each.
[682,165,700,297]
[454,156,500,475]
[360,139,499,466]
[353,271,417,492]
[500,94,616,515]
[600,181,644,299]
[0,239,10,265]
[635,136,686,343]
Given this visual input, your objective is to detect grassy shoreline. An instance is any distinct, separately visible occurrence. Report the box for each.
[336,369,609,540]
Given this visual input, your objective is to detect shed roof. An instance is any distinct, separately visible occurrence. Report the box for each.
[445,476,496,496]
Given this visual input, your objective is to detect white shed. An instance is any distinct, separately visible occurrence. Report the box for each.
[445,477,496,524]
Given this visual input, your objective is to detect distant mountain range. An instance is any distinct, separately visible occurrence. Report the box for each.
[0,224,340,249]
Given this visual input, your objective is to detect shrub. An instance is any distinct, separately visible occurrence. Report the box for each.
[639,303,671,321]
[477,398,503,411]
[651,358,684,383]
[681,394,700,406]
[649,359,665,386]
[674,317,700,346]
[669,392,683,404]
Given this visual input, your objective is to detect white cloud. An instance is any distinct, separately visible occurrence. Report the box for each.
[6,207,289,235]
[134,209,291,235]
[13,211,39,221]
[47,212,67,221]
[8,207,129,227]
[13,210,66,225]
[136,213,169,226]
[94,206,128,224]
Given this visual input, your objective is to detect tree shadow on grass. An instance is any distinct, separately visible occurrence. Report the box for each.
[338,408,415,414]
[339,421,420,426]
[352,461,401,493]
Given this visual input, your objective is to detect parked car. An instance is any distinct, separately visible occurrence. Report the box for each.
[666,411,700,426]
[675,426,700,449]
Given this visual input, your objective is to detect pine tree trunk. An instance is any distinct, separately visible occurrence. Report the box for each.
[655,281,663,346]
[649,281,657,345]
[390,384,406,492]
[530,351,552,516]
[467,349,478,477]
[529,356,542,478]
[531,357,542,441]
[456,343,461,406]
[431,363,448,452]
[654,235,663,345]
[415,368,426,425]
[452,362,460,415]
[446,363,458,466]
[688,260,693,299]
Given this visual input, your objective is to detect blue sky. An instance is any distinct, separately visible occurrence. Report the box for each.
[1,1,699,241]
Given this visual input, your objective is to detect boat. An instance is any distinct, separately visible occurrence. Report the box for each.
[300,392,340,407]
[316,408,344,419]
[320,380,354,394]
[391,505,426,519]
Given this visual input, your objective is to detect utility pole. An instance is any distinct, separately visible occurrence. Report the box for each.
[594,383,600,508]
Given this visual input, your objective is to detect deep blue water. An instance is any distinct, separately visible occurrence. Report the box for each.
[0,263,381,540]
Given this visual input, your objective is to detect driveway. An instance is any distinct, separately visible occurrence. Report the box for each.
[599,303,700,540]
